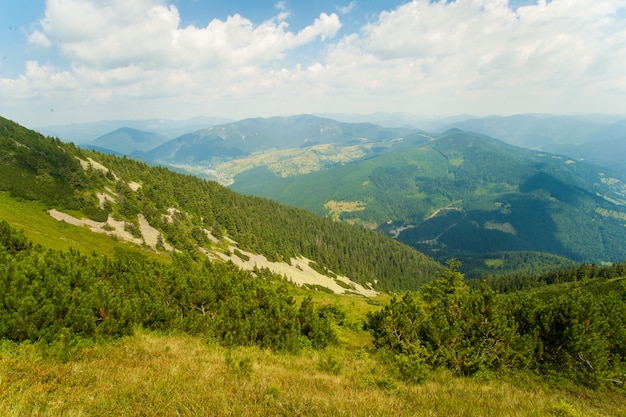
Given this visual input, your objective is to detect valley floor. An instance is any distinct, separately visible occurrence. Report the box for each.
[1,331,624,417]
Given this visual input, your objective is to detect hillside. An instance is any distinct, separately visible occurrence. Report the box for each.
[2,226,625,415]
[437,114,626,175]
[0,115,442,292]
[230,129,626,272]
[141,114,419,182]
[89,127,168,155]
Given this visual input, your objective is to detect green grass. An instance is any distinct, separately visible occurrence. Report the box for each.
[0,192,166,261]
[1,331,624,417]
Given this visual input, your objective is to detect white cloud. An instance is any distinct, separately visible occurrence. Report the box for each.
[320,0,626,114]
[33,0,340,70]
[1,0,625,127]
[338,1,357,14]
[27,30,51,48]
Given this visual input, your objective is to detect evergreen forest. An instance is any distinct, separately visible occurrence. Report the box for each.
[1,115,625,416]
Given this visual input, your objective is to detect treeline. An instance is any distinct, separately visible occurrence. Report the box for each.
[460,251,577,279]
[0,116,442,291]
[0,221,334,352]
[474,261,626,293]
[0,117,94,209]
[94,151,442,291]
[366,260,626,387]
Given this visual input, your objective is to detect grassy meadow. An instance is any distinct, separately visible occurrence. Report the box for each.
[0,192,164,261]
[1,287,625,417]
[2,330,625,417]
[0,191,624,416]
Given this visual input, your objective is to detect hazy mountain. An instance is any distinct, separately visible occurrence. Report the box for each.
[35,116,233,144]
[0,115,441,291]
[543,120,626,175]
[144,114,418,165]
[89,127,168,155]
[436,114,626,150]
[230,129,626,272]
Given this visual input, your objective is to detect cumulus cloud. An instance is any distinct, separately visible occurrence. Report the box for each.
[35,0,340,69]
[27,31,51,48]
[1,0,625,126]
[338,1,357,14]
[322,0,626,113]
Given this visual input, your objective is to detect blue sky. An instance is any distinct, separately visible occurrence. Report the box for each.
[1,0,625,128]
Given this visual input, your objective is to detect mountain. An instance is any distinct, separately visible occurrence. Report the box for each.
[436,114,626,149]
[89,127,168,155]
[142,114,419,182]
[0,115,442,292]
[230,129,626,273]
[35,116,233,144]
[435,114,626,175]
[543,121,626,174]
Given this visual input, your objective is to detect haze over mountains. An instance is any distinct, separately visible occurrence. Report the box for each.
[43,113,626,175]
[36,116,233,145]
[29,112,626,277]
[437,114,626,175]
[0,115,441,292]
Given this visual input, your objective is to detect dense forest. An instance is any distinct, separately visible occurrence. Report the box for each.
[0,221,334,352]
[2,221,625,390]
[367,259,626,388]
[0,115,442,291]
[231,129,626,272]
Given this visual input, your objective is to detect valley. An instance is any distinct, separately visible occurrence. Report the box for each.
[1,114,625,416]
[4,1,626,414]
[24,113,626,276]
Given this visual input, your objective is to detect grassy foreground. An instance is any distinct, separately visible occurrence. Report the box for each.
[1,330,624,417]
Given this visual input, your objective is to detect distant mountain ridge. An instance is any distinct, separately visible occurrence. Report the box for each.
[436,114,626,174]
[230,128,626,272]
[35,116,233,144]
[143,114,417,163]
[0,115,442,291]
[90,127,168,155]
[136,114,419,183]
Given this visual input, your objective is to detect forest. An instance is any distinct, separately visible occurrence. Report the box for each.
[0,115,442,291]
[2,220,625,390]
[0,221,334,352]
[367,259,626,388]
[1,115,626,415]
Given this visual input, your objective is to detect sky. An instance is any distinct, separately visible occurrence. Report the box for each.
[1,0,625,128]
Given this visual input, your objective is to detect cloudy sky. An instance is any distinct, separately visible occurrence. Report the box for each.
[1,0,625,128]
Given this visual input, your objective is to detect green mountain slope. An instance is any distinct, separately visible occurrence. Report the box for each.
[142,115,418,176]
[0,115,442,291]
[90,127,168,155]
[230,129,626,270]
[439,114,626,175]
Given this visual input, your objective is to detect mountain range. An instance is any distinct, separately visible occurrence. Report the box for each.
[0,115,441,292]
[229,128,626,271]
[436,114,626,175]
[88,127,168,155]
[35,116,233,144]
[25,113,626,276]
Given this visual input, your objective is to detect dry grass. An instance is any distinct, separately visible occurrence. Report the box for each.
[1,331,624,417]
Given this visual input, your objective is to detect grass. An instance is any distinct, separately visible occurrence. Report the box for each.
[1,289,623,417]
[1,193,624,416]
[0,192,166,261]
[1,331,624,417]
